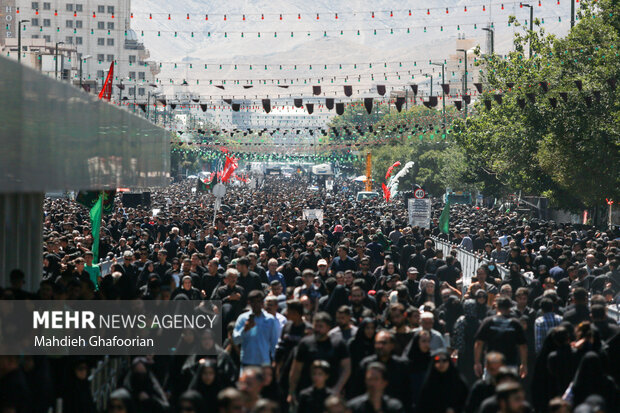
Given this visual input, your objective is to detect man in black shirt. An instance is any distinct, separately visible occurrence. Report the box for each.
[347,362,404,413]
[474,296,528,379]
[235,257,263,295]
[288,312,350,404]
[211,268,246,326]
[436,255,462,289]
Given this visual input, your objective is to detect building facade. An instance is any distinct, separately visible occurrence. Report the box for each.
[2,0,158,100]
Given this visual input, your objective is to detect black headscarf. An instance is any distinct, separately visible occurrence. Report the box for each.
[571,351,618,407]
[348,318,377,367]
[405,331,432,373]
[188,360,221,409]
[325,285,349,317]
[417,349,468,413]
[178,390,206,413]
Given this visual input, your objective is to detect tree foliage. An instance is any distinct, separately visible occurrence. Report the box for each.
[452,0,619,209]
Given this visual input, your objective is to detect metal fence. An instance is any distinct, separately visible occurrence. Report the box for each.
[98,257,124,276]
[89,356,129,412]
[431,236,510,292]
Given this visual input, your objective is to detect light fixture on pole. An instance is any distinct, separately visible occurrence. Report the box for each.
[457,49,469,118]
[54,41,64,80]
[17,20,30,63]
[79,55,91,90]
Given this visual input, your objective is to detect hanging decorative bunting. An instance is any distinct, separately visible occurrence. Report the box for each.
[463,95,471,104]
[484,100,492,111]
[493,94,503,104]
[306,103,314,114]
[410,84,418,95]
[517,98,526,109]
[232,103,241,111]
[325,98,334,109]
[606,77,616,90]
[574,80,583,91]
[559,92,568,102]
[395,96,405,112]
[170,104,177,110]
[200,104,208,112]
[313,86,321,95]
[294,98,303,108]
[377,85,386,96]
[344,85,353,97]
[158,98,167,106]
[364,98,374,114]
[441,84,450,94]
[474,83,483,93]
[549,97,558,108]
[262,99,271,113]
[138,104,146,112]
[336,102,345,115]
[540,82,549,93]
[526,93,536,103]
[506,82,515,89]
[454,100,462,110]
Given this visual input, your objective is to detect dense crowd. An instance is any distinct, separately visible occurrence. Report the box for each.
[1,176,619,413]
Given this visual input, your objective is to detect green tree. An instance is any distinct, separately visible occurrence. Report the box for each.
[452,0,619,209]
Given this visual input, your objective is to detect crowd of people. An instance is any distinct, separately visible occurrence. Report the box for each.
[1,175,619,413]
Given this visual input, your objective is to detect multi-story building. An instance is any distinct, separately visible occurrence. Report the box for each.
[1,0,158,99]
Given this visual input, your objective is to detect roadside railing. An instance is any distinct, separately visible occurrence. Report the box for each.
[89,356,129,412]
[431,236,510,292]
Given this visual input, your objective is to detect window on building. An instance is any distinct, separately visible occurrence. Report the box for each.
[31,2,39,10]
[129,87,135,95]
[65,20,73,28]
[31,18,39,26]
[75,36,82,45]
[43,19,51,27]
[97,5,104,13]
[97,21,104,30]
[106,38,114,46]
[75,20,82,28]
[97,38,104,46]
[138,87,145,96]
[107,22,114,30]
[43,2,50,10]
[97,70,104,78]
[129,55,136,63]
[65,36,73,44]
[43,35,51,42]
[106,54,114,62]
[97,53,104,61]
[66,4,73,11]
[76,4,83,11]
[32,34,40,39]
[107,6,114,14]
[128,71,135,79]
[138,72,145,80]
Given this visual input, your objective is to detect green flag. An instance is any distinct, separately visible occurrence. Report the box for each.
[439,199,450,234]
[90,193,103,264]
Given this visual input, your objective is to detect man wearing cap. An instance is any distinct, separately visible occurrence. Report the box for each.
[533,246,555,270]
[330,245,357,275]
[403,267,420,299]
[474,296,528,379]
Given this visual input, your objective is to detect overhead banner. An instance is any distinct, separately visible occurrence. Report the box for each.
[408,198,432,228]
[303,209,324,225]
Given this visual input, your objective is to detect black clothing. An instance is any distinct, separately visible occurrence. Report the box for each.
[416,359,468,413]
[475,315,527,366]
[347,394,404,413]
[294,334,349,392]
[298,386,333,413]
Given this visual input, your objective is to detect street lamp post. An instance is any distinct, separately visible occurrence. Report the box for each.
[429,74,433,97]
[482,27,494,55]
[430,62,446,131]
[522,4,534,58]
[571,0,576,28]
[17,19,30,62]
[79,55,91,90]
[457,49,468,118]
[54,41,64,80]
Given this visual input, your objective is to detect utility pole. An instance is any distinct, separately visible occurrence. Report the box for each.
[571,0,576,28]
[79,55,91,90]
[54,41,64,80]
[430,62,446,131]
[18,20,30,62]
[457,49,468,118]
[522,4,534,58]
[430,75,433,97]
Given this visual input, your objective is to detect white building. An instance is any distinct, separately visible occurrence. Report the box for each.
[1,0,158,100]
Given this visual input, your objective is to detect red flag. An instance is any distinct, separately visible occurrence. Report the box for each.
[382,183,391,202]
[221,156,238,183]
[98,61,114,101]
[385,161,401,180]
